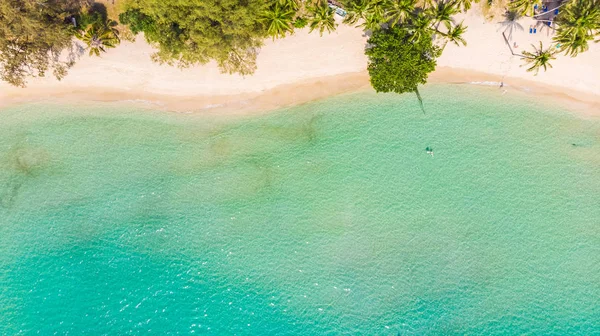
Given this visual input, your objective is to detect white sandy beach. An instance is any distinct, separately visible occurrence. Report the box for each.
[1,9,599,115]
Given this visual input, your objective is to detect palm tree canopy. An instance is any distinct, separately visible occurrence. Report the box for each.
[308,0,338,36]
[454,0,480,12]
[362,0,388,30]
[521,41,556,75]
[384,0,418,27]
[553,0,600,56]
[343,0,371,25]
[260,4,295,39]
[510,0,542,17]
[407,12,435,42]
[276,0,300,11]
[76,18,120,57]
[444,21,468,46]
[428,0,459,31]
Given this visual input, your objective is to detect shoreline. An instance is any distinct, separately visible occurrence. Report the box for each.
[2,67,599,118]
[2,9,599,118]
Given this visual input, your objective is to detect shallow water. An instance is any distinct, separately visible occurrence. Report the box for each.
[1,86,599,335]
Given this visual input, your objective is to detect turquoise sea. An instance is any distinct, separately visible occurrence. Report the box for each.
[0,85,599,335]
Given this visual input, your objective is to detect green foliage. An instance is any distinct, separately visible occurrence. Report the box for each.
[341,0,465,98]
[342,0,387,30]
[308,0,338,36]
[343,0,371,25]
[454,0,480,12]
[521,41,556,74]
[385,0,418,27]
[120,0,269,75]
[118,9,155,35]
[428,0,459,31]
[365,26,441,95]
[277,0,300,11]
[443,21,468,47]
[76,19,120,56]
[261,4,296,39]
[0,0,88,87]
[509,0,542,17]
[294,17,309,28]
[406,12,435,42]
[553,0,600,57]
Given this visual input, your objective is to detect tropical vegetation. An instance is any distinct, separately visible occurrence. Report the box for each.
[3,0,600,92]
[308,0,338,36]
[0,0,88,87]
[340,0,468,105]
[553,0,600,57]
[510,0,542,17]
[366,26,441,95]
[75,9,121,57]
[118,0,267,75]
[521,41,556,74]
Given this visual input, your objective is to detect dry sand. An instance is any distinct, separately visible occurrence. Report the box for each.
[1,12,599,116]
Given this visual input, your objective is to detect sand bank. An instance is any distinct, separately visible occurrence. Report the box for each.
[1,11,599,116]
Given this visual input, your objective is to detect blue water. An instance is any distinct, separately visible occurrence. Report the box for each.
[0,85,599,334]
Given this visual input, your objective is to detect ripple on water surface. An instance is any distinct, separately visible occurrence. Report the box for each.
[0,86,599,335]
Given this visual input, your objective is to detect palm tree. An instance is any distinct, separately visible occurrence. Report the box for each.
[554,32,595,56]
[366,0,388,26]
[261,4,296,39]
[354,0,387,30]
[103,19,120,41]
[428,0,459,33]
[521,42,556,75]
[277,0,300,11]
[407,12,434,42]
[384,0,417,27]
[363,12,385,30]
[553,0,600,56]
[454,0,480,12]
[77,24,119,56]
[498,10,524,41]
[510,0,542,17]
[308,0,337,36]
[443,21,468,47]
[343,0,371,26]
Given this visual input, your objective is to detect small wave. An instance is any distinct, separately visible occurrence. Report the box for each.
[121,99,165,107]
[468,81,505,86]
[201,104,224,109]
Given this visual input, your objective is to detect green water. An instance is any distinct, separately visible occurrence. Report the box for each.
[0,86,599,335]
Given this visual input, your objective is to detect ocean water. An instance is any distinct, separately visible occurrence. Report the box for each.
[0,85,599,335]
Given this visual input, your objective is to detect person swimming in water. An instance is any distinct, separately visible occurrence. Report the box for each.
[426,146,434,157]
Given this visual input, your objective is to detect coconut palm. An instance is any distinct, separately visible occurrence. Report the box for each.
[454,0,480,12]
[521,41,556,74]
[343,0,371,25]
[443,21,468,47]
[553,0,600,56]
[510,0,542,17]
[308,0,337,36]
[76,24,119,56]
[407,12,434,42]
[385,0,418,27]
[498,10,524,41]
[103,19,120,41]
[370,0,389,21]
[277,0,300,11]
[428,0,459,32]
[361,0,388,30]
[554,31,595,56]
[261,4,296,39]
